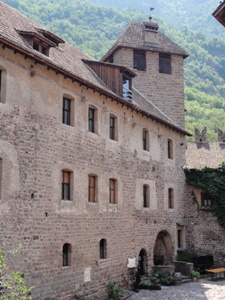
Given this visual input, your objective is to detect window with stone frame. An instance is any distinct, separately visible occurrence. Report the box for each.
[62,97,72,126]
[109,178,117,204]
[201,192,212,207]
[142,129,149,151]
[88,175,97,202]
[62,170,72,200]
[143,184,150,208]
[88,106,98,133]
[159,53,171,74]
[62,243,71,267]
[99,239,107,259]
[133,50,146,71]
[167,138,173,159]
[168,188,174,209]
[109,115,118,141]
[177,226,184,249]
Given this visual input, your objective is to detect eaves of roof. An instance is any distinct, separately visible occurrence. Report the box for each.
[0,36,191,137]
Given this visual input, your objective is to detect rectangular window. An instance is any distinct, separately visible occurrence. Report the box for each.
[0,158,2,200]
[168,188,174,209]
[143,129,149,151]
[159,54,171,74]
[201,192,212,206]
[89,175,96,202]
[88,108,95,133]
[62,171,71,200]
[143,185,149,208]
[167,139,173,159]
[122,75,132,102]
[62,98,71,125]
[109,116,115,140]
[109,179,116,204]
[133,50,146,71]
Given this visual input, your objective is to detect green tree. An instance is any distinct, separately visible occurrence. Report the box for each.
[0,245,33,300]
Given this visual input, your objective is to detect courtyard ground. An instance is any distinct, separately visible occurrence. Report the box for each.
[128,278,225,300]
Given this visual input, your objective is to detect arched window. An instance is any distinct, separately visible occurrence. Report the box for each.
[63,243,71,267]
[99,239,107,259]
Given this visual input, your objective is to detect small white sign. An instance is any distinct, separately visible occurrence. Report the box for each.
[127,257,136,268]
[84,267,91,282]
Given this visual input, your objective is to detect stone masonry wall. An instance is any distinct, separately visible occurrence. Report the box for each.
[113,48,185,129]
[0,46,186,299]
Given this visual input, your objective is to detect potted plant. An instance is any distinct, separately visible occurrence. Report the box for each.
[191,270,200,281]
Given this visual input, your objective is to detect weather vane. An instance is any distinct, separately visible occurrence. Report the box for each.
[149,7,154,22]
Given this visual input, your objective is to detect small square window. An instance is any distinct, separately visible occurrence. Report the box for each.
[201,192,212,207]
[159,54,171,74]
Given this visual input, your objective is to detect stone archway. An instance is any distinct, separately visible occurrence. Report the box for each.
[138,249,148,275]
[153,230,173,265]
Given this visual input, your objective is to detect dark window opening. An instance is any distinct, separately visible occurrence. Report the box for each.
[62,171,71,200]
[89,108,95,133]
[168,188,174,209]
[177,229,182,248]
[109,116,115,140]
[134,50,146,71]
[109,179,116,204]
[143,129,149,151]
[201,192,212,207]
[122,75,132,102]
[167,139,173,159]
[108,56,114,63]
[143,185,149,208]
[89,175,96,202]
[33,40,39,51]
[100,239,107,259]
[159,54,171,74]
[63,243,71,267]
[62,98,71,125]
[0,70,2,100]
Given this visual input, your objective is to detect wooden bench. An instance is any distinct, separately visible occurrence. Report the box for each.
[206,268,225,280]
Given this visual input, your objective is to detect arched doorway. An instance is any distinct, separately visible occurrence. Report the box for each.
[138,249,148,275]
[153,230,173,265]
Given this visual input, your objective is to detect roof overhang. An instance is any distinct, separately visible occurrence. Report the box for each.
[212,1,225,27]
[0,36,191,137]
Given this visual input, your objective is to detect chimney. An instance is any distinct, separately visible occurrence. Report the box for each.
[142,21,159,45]
[195,127,207,143]
[218,128,225,142]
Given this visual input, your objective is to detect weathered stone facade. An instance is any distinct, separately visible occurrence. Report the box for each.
[1,1,225,300]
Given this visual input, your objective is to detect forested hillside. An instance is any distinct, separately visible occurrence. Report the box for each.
[3,0,225,141]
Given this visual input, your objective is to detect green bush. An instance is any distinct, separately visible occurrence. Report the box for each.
[105,281,123,300]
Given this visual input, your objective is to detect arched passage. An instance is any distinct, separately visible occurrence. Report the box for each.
[138,248,148,275]
[153,230,173,265]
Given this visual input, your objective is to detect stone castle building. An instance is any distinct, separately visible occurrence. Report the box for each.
[0,1,225,299]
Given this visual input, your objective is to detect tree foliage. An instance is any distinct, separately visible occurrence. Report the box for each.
[0,245,33,300]
[184,162,225,228]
